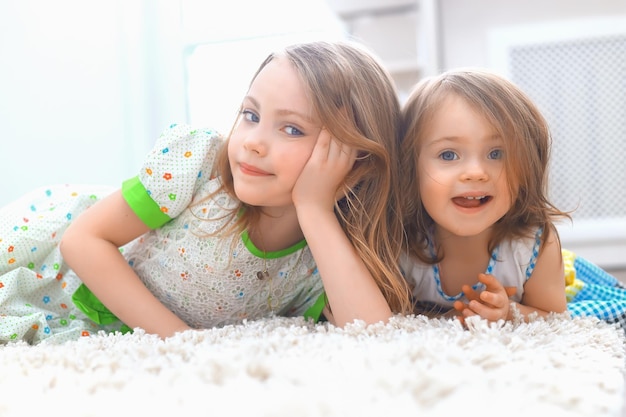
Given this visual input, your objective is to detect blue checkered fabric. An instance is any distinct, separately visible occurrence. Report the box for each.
[567,255,626,333]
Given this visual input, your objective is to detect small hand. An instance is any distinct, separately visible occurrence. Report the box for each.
[292,128,356,211]
[453,273,517,322]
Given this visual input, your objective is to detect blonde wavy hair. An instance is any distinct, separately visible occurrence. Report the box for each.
[400,68,570,264]
[205,40,412,314]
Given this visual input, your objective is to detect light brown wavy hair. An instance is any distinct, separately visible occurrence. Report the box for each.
[400,68,570,264]
[206,40,412,314]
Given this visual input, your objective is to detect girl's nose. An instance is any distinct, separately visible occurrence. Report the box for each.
[461,159,489,181]
[242,129,268,155]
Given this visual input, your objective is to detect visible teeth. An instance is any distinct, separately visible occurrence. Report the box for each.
[465,196,486,200]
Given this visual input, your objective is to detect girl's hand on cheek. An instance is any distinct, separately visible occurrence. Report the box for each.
[292,129,356,212]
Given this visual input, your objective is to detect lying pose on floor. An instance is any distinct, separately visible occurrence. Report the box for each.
[0,40,412,344]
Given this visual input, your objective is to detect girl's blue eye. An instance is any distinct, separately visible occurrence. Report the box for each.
[284,126,303,136]
[439,150,457,161]
[489,149,503,160]
[242,109,259,123]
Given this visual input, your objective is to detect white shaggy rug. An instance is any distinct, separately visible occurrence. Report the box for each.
[0,314,624,417]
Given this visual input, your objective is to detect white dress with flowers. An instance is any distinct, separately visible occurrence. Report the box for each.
[0,123,325,344]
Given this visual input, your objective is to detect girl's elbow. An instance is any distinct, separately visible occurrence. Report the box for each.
[59,222,83,260]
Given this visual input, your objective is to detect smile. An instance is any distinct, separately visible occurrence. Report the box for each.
[452,195,492,208]
[239,162,272,176]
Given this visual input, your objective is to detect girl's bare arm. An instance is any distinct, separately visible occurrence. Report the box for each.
[60,190,191,338]
[515,232,567,317]
[293,130,392,326]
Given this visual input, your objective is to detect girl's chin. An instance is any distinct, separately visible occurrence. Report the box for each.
[234,193,291,210]
[434,223,492,238]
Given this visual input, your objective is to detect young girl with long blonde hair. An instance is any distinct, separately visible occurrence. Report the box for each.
[0,40,411,344]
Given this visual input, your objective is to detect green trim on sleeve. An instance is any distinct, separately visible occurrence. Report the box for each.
[72,284,133,334]
[303,292,327,322]
[122,176,172,229]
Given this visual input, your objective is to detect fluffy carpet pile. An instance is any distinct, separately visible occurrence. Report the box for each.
[0,314,624,417]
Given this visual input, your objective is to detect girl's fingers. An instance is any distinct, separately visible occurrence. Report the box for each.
[462,285,480,302]
[313,128,332,159]
[316,129,356,167]
[328,134,356,165]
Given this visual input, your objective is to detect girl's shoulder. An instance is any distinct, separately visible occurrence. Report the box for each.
[150,123,224,161]
[157,122,222,143]
[500,227,543,259]
[496,227,543,281]
[122,123,226,229]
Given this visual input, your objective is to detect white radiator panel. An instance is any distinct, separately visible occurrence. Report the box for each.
[489,18,626,268]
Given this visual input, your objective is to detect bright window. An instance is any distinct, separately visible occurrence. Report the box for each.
[180,0,347,134]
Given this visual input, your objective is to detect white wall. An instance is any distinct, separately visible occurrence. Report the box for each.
[0,1,186,207]
[438,0,626,69]
[181,0,346,134]
[0,0,345,208]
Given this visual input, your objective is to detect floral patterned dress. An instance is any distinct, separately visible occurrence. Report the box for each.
[0,124,325,344]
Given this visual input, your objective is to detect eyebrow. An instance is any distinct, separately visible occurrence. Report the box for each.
[422,136,460,149]
[243,95,314,123]
[427,134,503,145]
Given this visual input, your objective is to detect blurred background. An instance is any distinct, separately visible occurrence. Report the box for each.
[1,0,625,277]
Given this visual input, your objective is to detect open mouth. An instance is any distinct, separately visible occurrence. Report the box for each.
[452,195,492,208]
